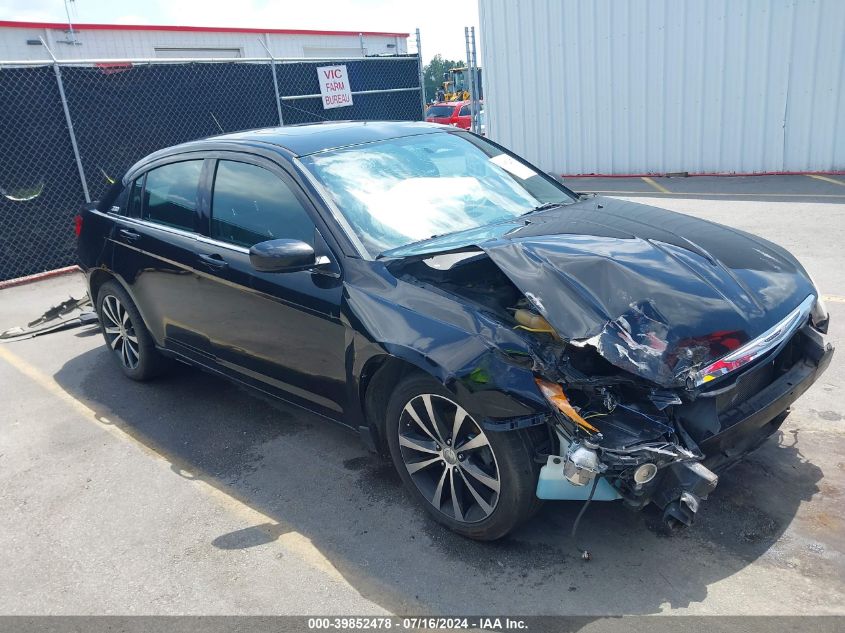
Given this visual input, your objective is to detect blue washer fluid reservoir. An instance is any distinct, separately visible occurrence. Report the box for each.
[536,455,621,501]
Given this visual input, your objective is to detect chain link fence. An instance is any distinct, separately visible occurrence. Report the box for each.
[0,55,424,281]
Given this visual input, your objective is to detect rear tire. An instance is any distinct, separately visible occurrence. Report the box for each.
[385,373,538,540]
[96,280,167,381]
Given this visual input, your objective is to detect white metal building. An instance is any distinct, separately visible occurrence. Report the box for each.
[0,20,408,61]
[479,0,845,175]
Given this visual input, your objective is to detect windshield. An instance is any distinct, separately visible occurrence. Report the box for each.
[426,105,457,118]
[300,131,576,258]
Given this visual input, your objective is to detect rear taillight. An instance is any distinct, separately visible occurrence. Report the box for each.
[73,213,83,237]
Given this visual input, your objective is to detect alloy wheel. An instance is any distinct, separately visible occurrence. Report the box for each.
[101,294,140,370]
[398,393,500,523]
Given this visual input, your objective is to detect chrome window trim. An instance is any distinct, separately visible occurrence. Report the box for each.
[195,234,250,254]
[110,211,335,267]
[112,213,250,255]
[110,213,200,243]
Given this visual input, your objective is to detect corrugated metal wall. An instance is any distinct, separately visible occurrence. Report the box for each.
[479,0,845,175]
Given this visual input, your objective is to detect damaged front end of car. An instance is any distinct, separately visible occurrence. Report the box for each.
[530,291,833,528]
[381,224,834,530]
[530,325,724,529]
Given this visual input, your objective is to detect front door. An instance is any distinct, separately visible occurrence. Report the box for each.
[190,157,347,419]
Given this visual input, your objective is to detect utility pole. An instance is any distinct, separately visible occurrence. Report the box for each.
[415,28,426,115]
[464,27,476,116]
[470,26,480,134]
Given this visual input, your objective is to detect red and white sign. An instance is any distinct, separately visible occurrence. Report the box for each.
[317,65,353,109]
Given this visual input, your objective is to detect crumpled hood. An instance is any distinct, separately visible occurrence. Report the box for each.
[479,196,816,387]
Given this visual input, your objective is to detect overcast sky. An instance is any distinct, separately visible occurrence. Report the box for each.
[0,0,480,61]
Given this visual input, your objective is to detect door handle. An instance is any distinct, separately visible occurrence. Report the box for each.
[118,228,141,242]
[197,253,229,270]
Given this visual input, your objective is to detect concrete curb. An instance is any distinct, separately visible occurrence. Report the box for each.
[0,265,81,290]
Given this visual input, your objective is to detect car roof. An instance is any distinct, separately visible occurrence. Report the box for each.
[205,121,448,156]
[122,121,456,182]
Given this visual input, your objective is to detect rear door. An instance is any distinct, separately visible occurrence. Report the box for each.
[110,158,208,349]
[189,155,348,418]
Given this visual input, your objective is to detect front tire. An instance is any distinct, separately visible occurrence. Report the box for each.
[96,280,166,381]
[385,374,538,540]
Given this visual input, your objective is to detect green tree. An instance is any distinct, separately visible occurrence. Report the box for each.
[423,54,462,103]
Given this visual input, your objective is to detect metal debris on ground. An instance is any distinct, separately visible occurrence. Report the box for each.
[0,294,96,342]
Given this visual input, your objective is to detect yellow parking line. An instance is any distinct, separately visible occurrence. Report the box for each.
[588,190,845,198]
[823,294,845,303]
[0,345,347,584]
[641,177,671,194]
[808,174,845,187]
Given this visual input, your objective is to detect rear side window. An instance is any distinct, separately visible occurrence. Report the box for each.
[459,105,470,116]
[211,160,314,248]
[142,160,203,231]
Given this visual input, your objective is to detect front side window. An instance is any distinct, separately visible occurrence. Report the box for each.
[300,132,576,257]
[142,160,203,231]
[211,160,314,248]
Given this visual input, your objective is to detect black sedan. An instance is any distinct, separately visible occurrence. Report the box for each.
[77,122,833,540]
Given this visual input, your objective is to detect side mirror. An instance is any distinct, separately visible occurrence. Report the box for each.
[249,239,316,273]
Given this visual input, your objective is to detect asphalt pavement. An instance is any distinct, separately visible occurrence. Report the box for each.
[0,175,843,617]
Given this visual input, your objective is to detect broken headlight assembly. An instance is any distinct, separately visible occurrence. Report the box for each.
[688,293,816,388]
